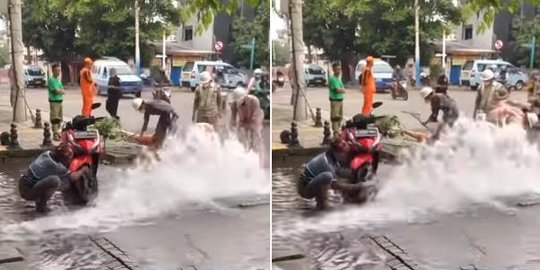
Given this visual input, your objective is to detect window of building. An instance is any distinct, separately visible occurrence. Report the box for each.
[464,25,473,40]
[183,26,193,41]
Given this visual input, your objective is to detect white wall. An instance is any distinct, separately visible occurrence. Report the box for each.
[176,16,214,51]
[455,9,495,50]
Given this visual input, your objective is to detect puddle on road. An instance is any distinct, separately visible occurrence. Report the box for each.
[273,118,540,269]
[0,126,270,269]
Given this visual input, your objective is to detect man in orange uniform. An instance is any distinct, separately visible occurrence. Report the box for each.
[80,57,96,117]
[360,56,376,116]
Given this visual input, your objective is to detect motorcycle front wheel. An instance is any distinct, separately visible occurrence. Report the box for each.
[63,166,98,205]
[403,89,409,101]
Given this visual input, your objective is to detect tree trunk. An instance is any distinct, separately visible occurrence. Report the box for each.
[307,45,312,63]
[10,0,27,122]
[289,0,307,121]
[26,46,31,65]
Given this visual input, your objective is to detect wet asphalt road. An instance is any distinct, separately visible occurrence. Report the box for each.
[0,157,270,269]
[272,156,540,270]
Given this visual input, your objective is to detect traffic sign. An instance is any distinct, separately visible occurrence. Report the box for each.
[214,41,224,52]
[495,40,504,50]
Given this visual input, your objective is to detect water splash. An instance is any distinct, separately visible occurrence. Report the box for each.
[1,125,269,241]
[279,118,540,236]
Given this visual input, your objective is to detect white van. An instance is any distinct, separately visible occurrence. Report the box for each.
[305,64,327,87]
[24,66,46,88]
[181,61,247,91]
[354,59,394,92]
[460,59,529,90]
[92,57,143,96]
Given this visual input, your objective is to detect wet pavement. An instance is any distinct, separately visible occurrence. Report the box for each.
[0,157,269,270]
[272,155,540,270]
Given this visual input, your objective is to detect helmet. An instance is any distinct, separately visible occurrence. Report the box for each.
[481,69,495,81]
[232,87,247,103]
[527,113,539,128]
[420,87,434,99]
[254,68,263,75]
[395,65,401,70]
[132,98,144,111]
[199,71,212,85]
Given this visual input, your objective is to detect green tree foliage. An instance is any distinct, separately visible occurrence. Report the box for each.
[22,0,79,63]
[272,39,290,67]
[462,0,540,33]
[181,0,263,32]
[302,0,460,67]
[22,0,180,64]
[508,15,540,68]
[230,0,270,68]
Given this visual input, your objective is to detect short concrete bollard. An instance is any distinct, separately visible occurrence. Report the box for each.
[321,121,332,145]
[280,130,291,144]
[42,122,53,147]
[9,123,20,149]
[288,122,301,147]
[34,109,43,128]
[314,108,323,127]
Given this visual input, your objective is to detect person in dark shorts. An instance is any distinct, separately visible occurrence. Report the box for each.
[106,68,122,119]
[132,98,179,149]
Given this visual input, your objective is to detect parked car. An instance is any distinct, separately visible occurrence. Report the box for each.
[24,66,46,88]
[92,57,144,97]
[460,59,529,91]
[181,61,247,92]
[305,64,327,87]
[354,59,394,93]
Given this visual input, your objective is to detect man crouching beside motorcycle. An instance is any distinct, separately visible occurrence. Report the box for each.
[19,144,90,212]
[297,137,366,210]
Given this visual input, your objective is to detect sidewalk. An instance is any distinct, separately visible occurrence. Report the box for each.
[0,102,140,163]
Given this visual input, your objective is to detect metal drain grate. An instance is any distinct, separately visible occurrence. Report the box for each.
[90,237,139,270]
[368,235,418,270]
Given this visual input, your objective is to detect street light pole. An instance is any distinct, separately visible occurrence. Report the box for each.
[414,0,420,88]
[135,0,141,75]
[442,28,446,74]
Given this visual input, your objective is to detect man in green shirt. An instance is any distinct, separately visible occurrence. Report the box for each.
[328,63,346,134]
[48,64,65,141]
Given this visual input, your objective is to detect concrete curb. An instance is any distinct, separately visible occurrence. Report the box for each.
[0,146,138,165]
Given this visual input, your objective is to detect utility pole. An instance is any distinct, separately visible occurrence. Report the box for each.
[289,0,307,121]
[414,0,420,88]
[531,36,536,69]
[442,28,446,74]
[9,0,26,122]
[162,30,166,70]
[135,0,141,76]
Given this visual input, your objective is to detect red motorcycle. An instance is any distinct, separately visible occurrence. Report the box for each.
[340,102,384,203]
[52,103,104,205]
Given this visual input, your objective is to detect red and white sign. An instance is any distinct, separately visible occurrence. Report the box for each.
[214,41,224,52]
[495,40,504,50]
